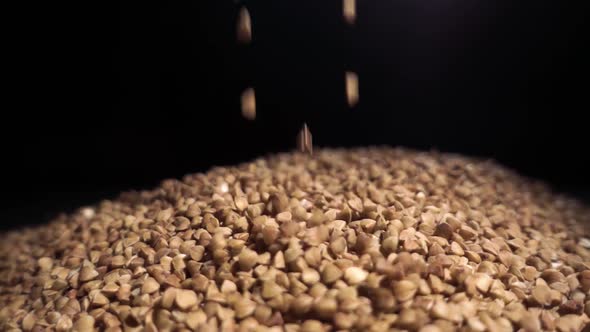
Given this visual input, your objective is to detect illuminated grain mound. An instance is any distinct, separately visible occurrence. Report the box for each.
[1,148,589,331]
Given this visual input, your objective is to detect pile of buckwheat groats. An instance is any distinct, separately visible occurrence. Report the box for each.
[1,148,589,332]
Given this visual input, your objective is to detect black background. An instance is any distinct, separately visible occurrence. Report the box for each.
[2,1,589,230]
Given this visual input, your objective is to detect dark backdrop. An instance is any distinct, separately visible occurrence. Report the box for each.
[2,1,589,230]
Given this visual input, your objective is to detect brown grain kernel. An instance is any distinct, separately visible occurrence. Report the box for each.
[382,236,399,254]
[262,280,283,299]
[481,239,499,256]
[175,290,198,310]
[291,294,314,315]
[330,237,347,255]
[90,290,109,306]
[428,274,445,294]
[101,281,118,295]
[38,257,54,272]
[539,310,556,330]
[236,6,252,44]
[347,196,363,212]
[79,266,99,282]
[474,273,493,293]
[530,284,552,306]
[238,248,258,271]
[314,297,338,318]
[434,222,453,239]
[102,312,120,328]
[344,266,368,284]
[234,298,256,319]
[301,320,325,332]
[430,300,449,319]
[270,193,289,214]
[541,269,566,284]
[301,268,321,285]
[142,277,160,294]
[465,250,481,263]
[518,312,541,331]
[397,308,428,330]
[420,324,443,332]
[309,283,328,298]
[334,312,356,329]
[241,87,256,121]
[73,314,95,331]
[252,305,271,324]
[393,280,418,301]
[276,211,292,222]
[184,311,206,330]
[111,255,125,268]
[116,284,131,301]
[160,287,176,309]
[459,225,478,240]
[555,314,584,332]
[322,263,343,284]
[449,242,464,256]
[263,226,280,245]
[22,312,36,331]
[345,71,359,107]
[220,280,236,294]
[304,247,321,267]
[369,288,393,311]
[466,317,486,332]
[558,300,583,315]
[343,0,356,24]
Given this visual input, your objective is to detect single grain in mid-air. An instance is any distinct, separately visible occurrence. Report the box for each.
[237,6,252,44]
[345,71,359,107]
[343,0,356,25]
[241,87,256,120]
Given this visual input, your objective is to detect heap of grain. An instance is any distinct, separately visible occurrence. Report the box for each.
[1,148,589,332]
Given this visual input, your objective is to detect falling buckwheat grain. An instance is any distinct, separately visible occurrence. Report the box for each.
[343,0,356,25]
[237,6,252,44]
[241,87,256,120]
[297,124,313,155]
[346,71,359,107]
